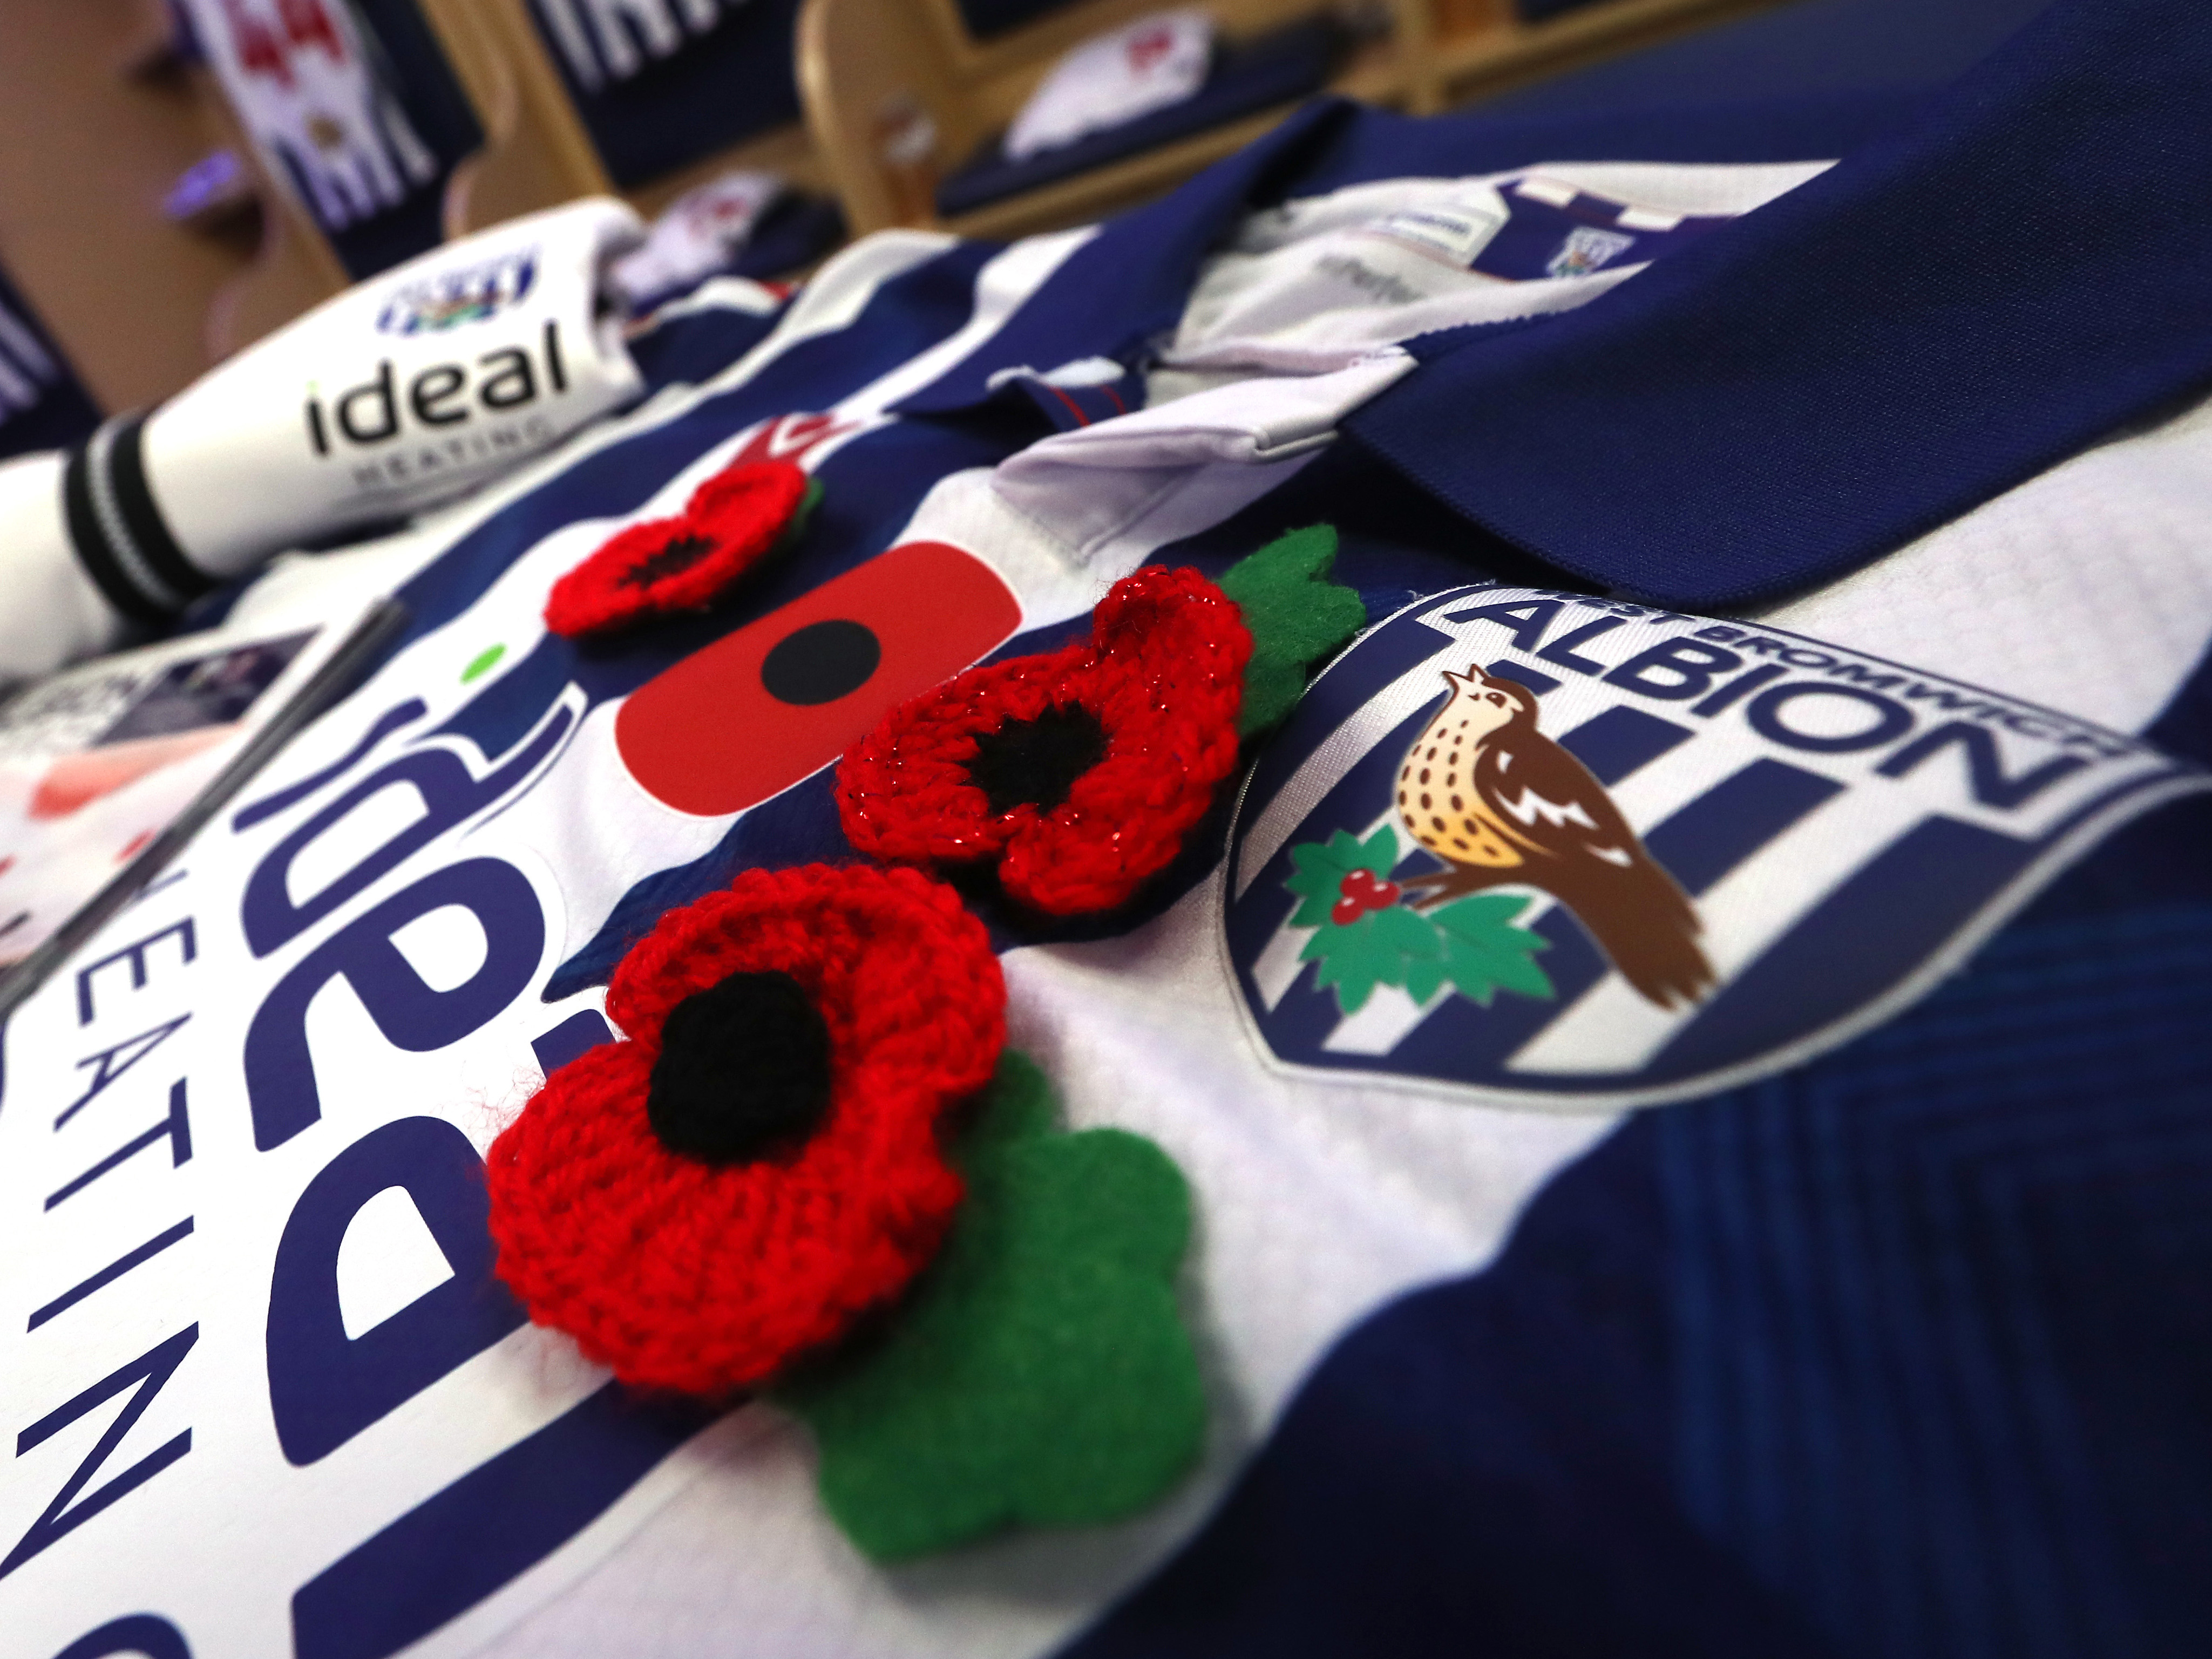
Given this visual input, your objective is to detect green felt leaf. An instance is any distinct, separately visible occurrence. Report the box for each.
[1428,894,1556,1006]
[782,476,825,546]
[1218,525,1368,736]
[773,1053,1203,1561]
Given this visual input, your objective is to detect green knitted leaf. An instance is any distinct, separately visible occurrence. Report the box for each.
[1219,524,1367,736]
[774,1052,1203,1561]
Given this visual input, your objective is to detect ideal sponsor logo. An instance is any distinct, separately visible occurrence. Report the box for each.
[374,248,537,335]
[0,683,588,1655]
[1222,585,2209,1110]
[0,495,1014,1654]
[303,319,569,490]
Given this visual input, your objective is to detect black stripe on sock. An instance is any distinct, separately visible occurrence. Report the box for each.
[107,412,212,606]
[61,438,169,625]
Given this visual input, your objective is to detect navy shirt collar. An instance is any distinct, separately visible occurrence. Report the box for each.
[1347,0,2212,608]
[894,100,1359,417]
[895,90,1928,422]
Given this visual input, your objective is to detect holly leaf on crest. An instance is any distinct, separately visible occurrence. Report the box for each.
[1428,894,1555,1005]
[1301,902,1440,1015]
[1283,824,1399,927]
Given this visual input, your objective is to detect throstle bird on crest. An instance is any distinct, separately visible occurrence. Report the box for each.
[1395,666,1715,1009]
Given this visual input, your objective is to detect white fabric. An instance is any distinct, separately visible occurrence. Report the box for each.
[1004,10,1214,162]
[1753,387,2212,731]
[0,453,129,678]
[4,159,2211,1659]
[1156,164,1832,390]
[182,0,438,232]
[609,172,786,309]
[0,199,640,681]
[150,197,644,577]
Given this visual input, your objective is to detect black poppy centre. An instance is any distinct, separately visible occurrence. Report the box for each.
[647,969,833,1164]
[620,532,718,588]
[965,703,1109,815]
[761,618,881,705]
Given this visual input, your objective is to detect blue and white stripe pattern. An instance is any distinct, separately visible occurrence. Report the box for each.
[0,292,58,430]
[1471,176,1737,282]
[1225,586,2210,1108]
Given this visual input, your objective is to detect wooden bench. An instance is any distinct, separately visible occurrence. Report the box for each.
[798,0,1781,242]
[415,0,834,232]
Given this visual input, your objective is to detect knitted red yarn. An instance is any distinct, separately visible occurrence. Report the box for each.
[836,565,1251,915]
[485,864,1006,1396]
[544,459,809,636]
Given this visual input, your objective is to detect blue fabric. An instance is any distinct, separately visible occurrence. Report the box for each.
[934,19,1342,217]
[1346,0,2212,607]
[1490,0,2053,110]
[623,295,785,388]
[2143,643,2212,769]
[905,87,1945,414]
[616,194,849,317]
[315,0,483,280]
[1061,798,2212,1659]
[1282,91,1933,193]
[528,0,804,189]
[0,264,98,464]
[1001,366,1144,430]
[953,0,1077,39]
[901,98,1356,411]
[728,193,846,280]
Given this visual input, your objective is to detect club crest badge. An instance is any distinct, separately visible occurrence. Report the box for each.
[1546,225,1637,278]
[1222,584,2210,1110]
[375,248,538,335]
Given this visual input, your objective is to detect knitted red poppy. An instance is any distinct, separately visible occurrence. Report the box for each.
[485,863,1005,1396]
[836,565,1250,915]
[544,458,809,636]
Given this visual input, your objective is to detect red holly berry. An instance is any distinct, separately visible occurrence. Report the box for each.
[1330,867,1402,924]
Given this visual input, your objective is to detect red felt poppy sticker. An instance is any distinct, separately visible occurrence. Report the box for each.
[615,540,1022,817]
[836,565,1251,915]
[545,458,809,636]
[485,862,1006,1396]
